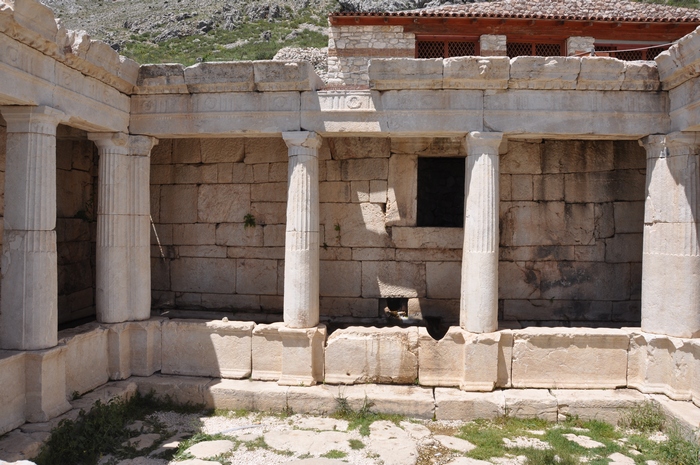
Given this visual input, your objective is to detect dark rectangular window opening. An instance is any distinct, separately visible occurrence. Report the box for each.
[417,157,465,227]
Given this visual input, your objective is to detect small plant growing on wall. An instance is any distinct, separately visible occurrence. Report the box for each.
[244,213,256,228]
[334,223,341,243]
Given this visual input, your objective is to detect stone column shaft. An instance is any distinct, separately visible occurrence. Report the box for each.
[0,106,65,350]
[460,132,503,333]
[89,133,157,323]
[640,133,700,338]
[282,131,322,329]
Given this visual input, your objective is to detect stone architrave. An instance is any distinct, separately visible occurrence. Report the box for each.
[461,132,504,333]
[640,133,700,338]
[89,133,158,323]
[0,105,66,350]
[282,131,322,328]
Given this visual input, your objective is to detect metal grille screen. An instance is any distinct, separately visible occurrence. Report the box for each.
[507,42,533,58]
[416,41,445,58]
[448,41,476,57]
[535,43,563,57]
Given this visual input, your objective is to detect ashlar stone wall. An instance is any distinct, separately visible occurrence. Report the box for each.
[327,25,415,86]
[499,140,646,327]
[56,128,97,325]
[150,136,645,328]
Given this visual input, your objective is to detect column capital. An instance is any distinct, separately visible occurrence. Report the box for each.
[466,132,504,156]
[639,132,700,159]
[282,131,322,152]
[89,132,129,151]
[0,105,66,134]
[129,135,159,157]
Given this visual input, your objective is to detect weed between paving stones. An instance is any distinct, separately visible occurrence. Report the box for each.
[28,393,700,465]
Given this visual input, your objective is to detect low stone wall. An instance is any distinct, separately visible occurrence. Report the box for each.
[2,318,700,438]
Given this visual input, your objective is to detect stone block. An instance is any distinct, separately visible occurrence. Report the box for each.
[340,158,388,181]
[25,345,71,422]
[503,299,613,323]
[553,389,647,424]
[509,57,581,90]
[253,61,323,91]
[59,323,109,396]
[107,318,165,379]
[320,181,352,203]
[236,259,278,295]
[172,224,216,246]
[136,374,216,407]
[161,319,254,378]
[244,138,288,164]
[369,58,443,90]
[511,174,533,201]
[136,64,187,92]
[392,227,463,249]
[320,260,362,297]
[542,140,614,174]
[627,332,696,401]
[614,201,644,234]
[577,57,625,91]
[286,384,338,415]
[650,394,700,443]
[418,327,463,387]
[159,184,198,223]
[251,322,284,381]
[173,163,217,184]
[250,182,287,202]
[622,61,660,91]
[320,203,391,248]
[692,339,700,408]
[339,384,435,419]
[497,330,513,388]
[604,233,643,263]
[263,224,285,247]
[351,180,370,203]
[325,327,418,384]
[150,164,173,184]
[566,36,595,56]
[351,247,395,261]
[171,257,236,294]
[500,201,594,247]
[369,180,387,203]
[503,389,558,422]
[320,297,379,318]
[0,351,25,434]
[564,170,645,203]
[207,378,288,412]
[463,332,500,392]
[198,184,250,223]
[511,327,629,389]
[425,262,461,299]
[386,154,417,226]
[172,139,202,163]
[252,202,287,225]
[500,141,543,174]
[435,389,505,421]
[443,57,510,89]
[201,138,245,163]
[184,62,255,92]
[328,137,390,160]
[279,325,326,386]
[391,137,466,157]
[361,261,426,298]
[178,245,227,258]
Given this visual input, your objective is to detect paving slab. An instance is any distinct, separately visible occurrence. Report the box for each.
[446,458,493,465]
[264,430,352,455]
[608,452,636,465]
[294,417,348,431]
[184,440,235,459]
[368,420,418,465]
[400,421,431,440]
[562,433,604,449]
[434,435,476,453]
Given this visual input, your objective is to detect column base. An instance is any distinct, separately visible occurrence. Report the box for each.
[278,324,326,386]
[25,345,71,422]
[106,318,164,380]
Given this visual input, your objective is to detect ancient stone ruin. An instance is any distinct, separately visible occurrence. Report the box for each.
[0,0,699,456]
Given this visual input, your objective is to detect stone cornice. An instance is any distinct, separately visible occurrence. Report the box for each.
[0,0,138,95]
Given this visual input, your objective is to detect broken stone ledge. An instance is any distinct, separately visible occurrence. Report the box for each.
[368,56,661,92]
[1,318,699,441]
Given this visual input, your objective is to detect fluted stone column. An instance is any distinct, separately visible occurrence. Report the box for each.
[279,131,325,386]
[640,133,700,338]
[461,132,503,334]
[282,131,322,328]
[89,133,157,323]
[0,106,66,350]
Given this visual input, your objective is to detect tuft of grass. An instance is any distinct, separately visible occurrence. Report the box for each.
[657,423,700,465]
[618,401,666,433]
[331,394,404,436]
[348,438,365,450]
[35,391,205,465]
[321,449,348,459]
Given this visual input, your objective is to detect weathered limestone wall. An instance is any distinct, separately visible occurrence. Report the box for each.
[150,138,289,313]
[327,25,415,86]
[56,130,97,325]
[499,140,646,327]
[151,136,644,328]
